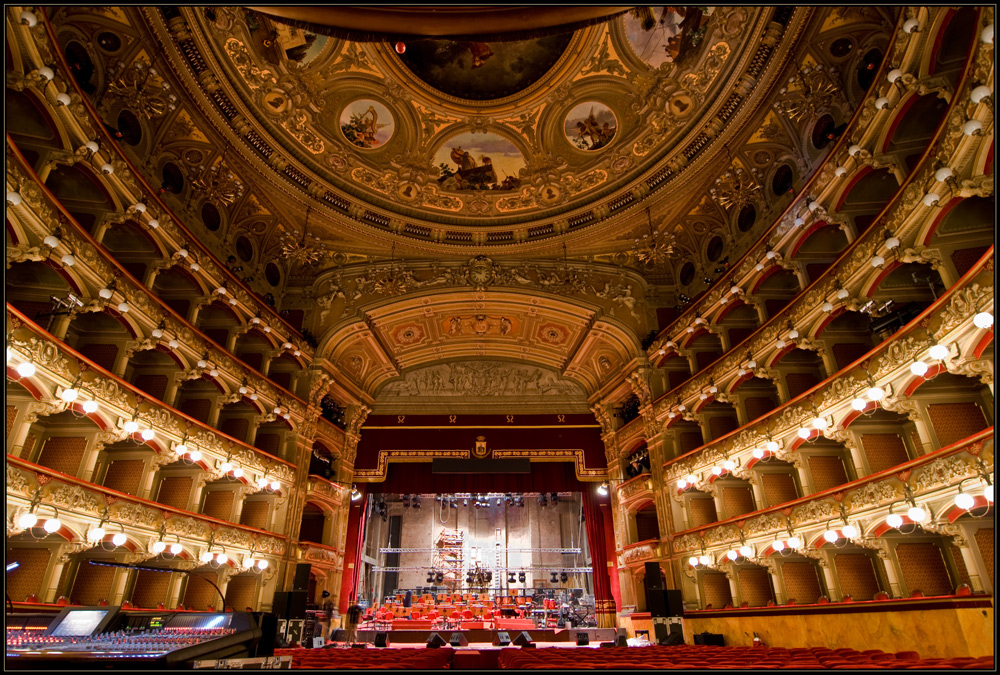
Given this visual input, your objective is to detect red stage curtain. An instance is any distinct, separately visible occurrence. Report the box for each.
[583,488,617,629]
[338,490,368,614]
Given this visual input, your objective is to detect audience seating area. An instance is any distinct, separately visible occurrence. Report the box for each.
[275,646,454,670]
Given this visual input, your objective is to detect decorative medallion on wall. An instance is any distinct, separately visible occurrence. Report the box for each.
[434,132,524,191]
[564,102,617,151]
[263,89,291,115]
[622,7,716,69]
[340,100,395,149]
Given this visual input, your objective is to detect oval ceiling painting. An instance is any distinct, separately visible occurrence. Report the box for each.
[340,100,395,149]
[564,102,617,151]
[396,32,573,100]
[433,132,524,191]
[623,7,715,69]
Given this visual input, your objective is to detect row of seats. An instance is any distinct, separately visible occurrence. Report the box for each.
[274,646,453,670]
[497,646,996,670]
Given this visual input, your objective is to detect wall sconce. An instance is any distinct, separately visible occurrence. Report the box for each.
[973,312,993,330]
[981,23,994,44]
[14,490,62,535]
[962,119,983,136]
[597,482,610,496]
[952,478,991,517]
[19,10,38,26]
[688,543,713,568]
[676,473,699,490]
[902,17,921,33]
[969,84,993,113]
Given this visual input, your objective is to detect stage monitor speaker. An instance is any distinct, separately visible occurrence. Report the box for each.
[694,632,725,646]
[599,642,615,648]
[644,562,663,590]
[292,563,311,591]
[493,631,512,646]
[374,632,389,648]
[329,629,346,643]
[576,632,590,646]
[351,643,366,649]
[449,632,469,647]
[513,631,534,647]
[426,633,447,649]
[665,589,684,617]
[616,627,628,647]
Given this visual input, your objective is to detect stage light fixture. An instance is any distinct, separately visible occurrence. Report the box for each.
[550,572,559,583]
[427,571,435,583]
[518,572,526,583]
[436,572,445,584]
[508,572,516,583]
[560,572,568,583]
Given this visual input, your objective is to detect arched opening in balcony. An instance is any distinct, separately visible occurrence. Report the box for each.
[6,88,65,170]
[836,167,899,236]
[300,501,328,545]
[772,347,827,400]
[150,264,204,320]
[882,94,949,174]
[123,347,178,402]
[633,501,661,544]
[6,259,76,327]
[818,310,877,371]
[791,221,850,283]
[906,372,993,448]
[731,375,781,423]
[64,310,135,373]
[195,301,242,351]
[924,196,994,280]
[43,162,117,234]
[843,408,921,475]
[755,267,801,320]
[173,377,223,425]
[101,219,163,283]
[233,329,274,374]
[216,399,259,444]
[715,300,758,351]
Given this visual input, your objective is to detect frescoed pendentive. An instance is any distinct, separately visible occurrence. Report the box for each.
[623,7,715,69]
[564,102,617,151]
[340,100,395,149]
[273,22,329,65]
[434,132,524,191]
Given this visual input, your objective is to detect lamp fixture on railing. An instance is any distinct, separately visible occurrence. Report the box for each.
[772,62,843,122]
[822,505,859,547]
[687,543,714,568]
[726,531,755,562]
[676,472,699,491]
[952,477,992,518]
[631,207,677,267]
[710,146,761,210]
[103,56,177,119]
[13,489,62,536]
[279,206,329,267]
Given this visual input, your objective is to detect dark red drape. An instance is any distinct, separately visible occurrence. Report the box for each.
[583,488,617,628]
[338,490,368,613]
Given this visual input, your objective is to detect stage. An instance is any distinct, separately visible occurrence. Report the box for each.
[353,626,616,646]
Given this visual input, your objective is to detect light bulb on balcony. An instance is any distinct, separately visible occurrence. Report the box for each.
[249,392,258,400]
[874,97,890,110]
[677,478,688,489]
[808,200,821,212]
[824,529,840,543]
[220,461,232,473]
[730,285,741,295]
[973,312,993,329]
[922,193,940,208]
[82,400,99,414]
[982,23,994,44]
[18,512,38,529]
[906,505,926,523]
[20,10,38,26]
[933,167,954,183]
[909,360,928,377]
[984,484,993,503]
[886,69,903,83]
[794,217,804,227]
[711,466,723,476]
[188,450,202,462]
[668,411,677,419]
[723,460,736,472]
[209,368,219,378]
[700,392,708,400]
[755,262,765,272]
[6,191,22,206]
[842,524,858,539]
[787,536,801,549]
[229,297,238,306]
[197,357,208,368]
[747,358,757,369]
[737,367,747,377]
[928,343,949,360]
[151,327,164,339]
[117,302,130,313]
[257,477,268,489]
[787,327,799,339]
[885,236,900,250]
[836,288,850,300]
[685,474,698,485]
[88,526,106,542]
[141,428,155,441]
[954,492,975,510]
[775,338,786,350]
[37,66,55,82]
[870,254,885,268]
[256,559,269,570]
[263,326,271,333]
[962,119,983,136]
[176,248,189,258]
[270,480,281,491]
[215,286,227,295]
[152,541,167,554]
[821,301,834,313]
[688,556,700,567]
[17,362,37,378]
[43,234,61,248]
[132,202,147,213]
[902,18,920,33]
[834,166,848,178]
[55,92,72,106]
[848,144,862,157]
[678,403,687,412]
[752,448,765,460]
[216,553,228,565]
[866,386,885,401]
[765,441,778,454]
[60,387,79,402]
[812,416,829,430]
[698,555,712,566]
[798,427,812,440]
[170,543,183,555]
[124,420,139,434]
[727,549,739,561]
[175,443,188,456]
[739,545,754,559]
[232,467,243,478]
[851,397,868,411]
[148,218,159,229]
[282,342,293,350]
[190,262,200,271]
[84,140,100,154]
[772,540,785,552]
[168,339,179,348]
[200,551,214,564]
[100,163,114,175]
[44,518,62,533]
[970,85,992,104]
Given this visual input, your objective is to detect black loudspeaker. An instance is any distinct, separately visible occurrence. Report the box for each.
[329,629,346,643]
[646,588,667,617]
[449,632,469,647]
[665,589,684,617]
[576,632,590,646]
[616,628,628,647]
[653,622,669,644]
[293,563,312,591]
[644,562,663,589]
[374,632,389,648]
[426,633,447,649]
[694,632,725,646]
[287,590,307,619]
[493,631,511,646]
[253,612,277,657]
[513,631,534,647]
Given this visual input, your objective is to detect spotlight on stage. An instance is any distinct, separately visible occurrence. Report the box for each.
[412,495,421,509]
[550,572,559,583]
[551,492,559,504]
[518,572,526,583]
[560,572,568,583]
[436,572,445,584]
[508,572,516,583]
[427,571,435,583]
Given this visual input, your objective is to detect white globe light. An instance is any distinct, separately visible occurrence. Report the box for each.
[84,141,100,154]
[38,66,55,81]
[44,518,62,534]
[776,338,786,349]
[677,478,688,489]
[963,119,983,136]
[168,339,179,349]
[887,69,903,83]
[982,23,994,44]
[232,467,244,478]
[755,262,765,272]
[822,301,834,313]
[175,443,188,455]
[688,556,700,567]
[970,85,992,104]
[885,236,900,250]
[151,328,163,339]
[834,166,847,177]
[20,10,38,26]
[772,540,785,552]
[188,450,202,462]
[794,217,804,227]
[747,359,757,369]
[928,344,949,360]
[866,386,885,401]
[954,493,975,510]
[220,461,232,473]
[886,513,903,528]
[88,526,106,542]
[124,420,139,434]
[909,361,929,377]
[787,536,801,549]
[263,326,271,333]
[752,448,765,460]
[922,193,940,207]
[256,559,269,570]
[798,428,812,440]
[787,328,799,339]
[257,477,268,489]
[60,253,74,267]
[60,387,78,402]
[836,288,850,300]
[200,551,214,564]
[82,400,99,414]
[169,543,183,555]
[282,342,293,350]
[16,362,36,378]
[197,358,208,368]
[176,248,189,258]
[984,484,993,503]
[902,18,920,33]
[874,97,890,110]
[698,555,712,566]
[685,474,698,485]
[726,550,739,561]
[737,367,747,377]
[668,411,677,419]
[739,545,754,559]
[216,553,228,565]
[934,167,954,182]
[152,541,167,554]
[117,301,130,313]
[270,480,280,491]
[141,428,155,441]
[841,525,858,539]
[766,441,779,453]
[190,262,200,271]
[723,460,736,472]
[18,512,38,529]
[43,234,61,248]
[870,254,885,268]
[852,398,868,411]
[824,530,840,543]
[808,201,821,212]
[132,202,146,213]
[848,144,862,157]
[711,466,723,476]
[6,191,22,206]
[907,506,926,523]
[100,163,114,175]
[730,286,741,295]
[973,312,993,329]
[216,286,227,295]
[812,416,829,430]
[148,219,159,229]
[56,92,72,106]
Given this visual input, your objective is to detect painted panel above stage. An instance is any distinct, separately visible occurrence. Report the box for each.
[354,413,606,480]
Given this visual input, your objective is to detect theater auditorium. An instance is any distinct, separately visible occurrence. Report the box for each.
[4,5,995,670]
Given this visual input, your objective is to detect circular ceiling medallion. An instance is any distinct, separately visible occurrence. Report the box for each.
[564,102,617,151]
[434,132,524,191]
[340,99,395,149]
[395,33,573,100]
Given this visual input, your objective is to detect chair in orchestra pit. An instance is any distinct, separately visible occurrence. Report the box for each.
[448,610,462,629]
[380,609,395,631]
[461,609,475,625]
[426,610,441,629]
